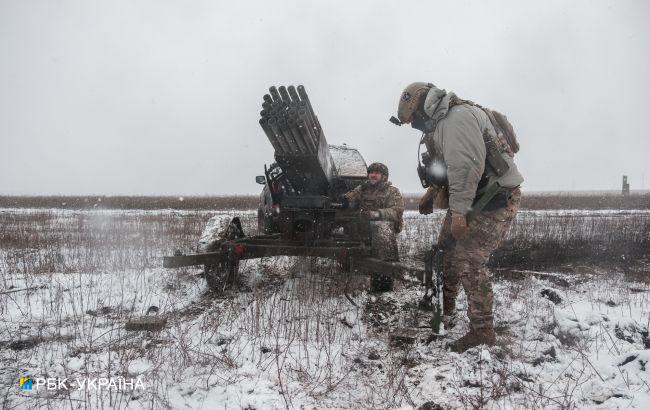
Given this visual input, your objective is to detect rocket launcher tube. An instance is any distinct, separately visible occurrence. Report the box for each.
[278,86,292,103]
[288,85,300,102]
[267,117,291,154]
[278,117,305,154]
[298,102,320,136]
[298,108,319,147]
[288,118,316,154]
[259,118,283,153]
[297,115,319,150]
[297,85,322,131]
[269,86,282,103]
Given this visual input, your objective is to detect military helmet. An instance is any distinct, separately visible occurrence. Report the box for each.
[367,162,389,177]
[397,82,433,124]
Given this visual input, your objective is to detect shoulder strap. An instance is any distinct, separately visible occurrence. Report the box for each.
[448,96,518,155]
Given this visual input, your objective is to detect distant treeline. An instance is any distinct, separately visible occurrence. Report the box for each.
[404,191,650,211]
[0,192,648,210]
[0,195,258,210]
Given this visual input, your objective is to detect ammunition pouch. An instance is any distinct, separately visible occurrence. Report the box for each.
[483,130,510,177]
[473,190,508,212]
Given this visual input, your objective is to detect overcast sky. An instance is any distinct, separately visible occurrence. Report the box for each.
[1,0,648,195]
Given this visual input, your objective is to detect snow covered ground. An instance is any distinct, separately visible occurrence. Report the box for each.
[1,208,649,409]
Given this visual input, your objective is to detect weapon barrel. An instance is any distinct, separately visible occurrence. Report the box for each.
[297,85,322,131]
[297,108,319,146]
[278,117,306,153]
[271,101,282,111]
[298,103,319,137]
[259,118,283,152]
[269,86,282,103]
[288,85,300,102]
[278,86,292,104]
[295,117,317,153]
[259,85,335,195]
[288,118,315,154]
[267,117,291,154]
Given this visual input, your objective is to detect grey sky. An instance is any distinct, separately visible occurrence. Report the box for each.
[1,0,648,195]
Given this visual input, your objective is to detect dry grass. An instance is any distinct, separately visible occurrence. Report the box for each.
[2,209,648,277]
[1,207,649,408]
[400,211,650,270]
[2,191,649,211]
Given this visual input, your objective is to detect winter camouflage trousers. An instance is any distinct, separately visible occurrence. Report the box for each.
[368,221,399,292]
[438,188,522,333]
[370,221,399,261]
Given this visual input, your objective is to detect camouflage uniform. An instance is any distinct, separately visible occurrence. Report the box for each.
[396,82,524,350]
[345,180,404,291]
[345,180,404,235]
[438,188,521,333]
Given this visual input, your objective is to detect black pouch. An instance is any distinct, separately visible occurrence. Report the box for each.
[476,191,509,212]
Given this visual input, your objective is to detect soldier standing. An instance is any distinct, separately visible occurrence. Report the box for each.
[344,162,405,292]
[394,82,524,352]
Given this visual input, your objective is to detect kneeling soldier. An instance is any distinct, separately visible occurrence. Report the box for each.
[344,162,405,292]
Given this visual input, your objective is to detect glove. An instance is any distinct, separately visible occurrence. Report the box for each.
[450,212,468,240]
[360,209,381,220]
[418,186,436,215]
[340,196,350,209]
[435,185,450,209]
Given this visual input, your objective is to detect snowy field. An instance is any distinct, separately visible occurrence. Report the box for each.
[1,208,649,409]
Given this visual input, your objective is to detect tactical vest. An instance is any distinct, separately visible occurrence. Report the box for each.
[422,98,520,211]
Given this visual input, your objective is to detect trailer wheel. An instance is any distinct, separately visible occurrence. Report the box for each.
[205,257,240,292]
[198,215,244,291]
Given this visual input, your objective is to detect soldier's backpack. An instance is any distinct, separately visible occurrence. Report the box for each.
[483,108,520,155]
[450,96,520,156]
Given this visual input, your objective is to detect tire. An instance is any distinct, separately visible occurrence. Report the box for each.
[370,274,394,293]
[205,258,240,292]
[198,215,244,291]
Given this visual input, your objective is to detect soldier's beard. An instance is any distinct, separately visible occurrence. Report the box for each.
[368,176,386,185]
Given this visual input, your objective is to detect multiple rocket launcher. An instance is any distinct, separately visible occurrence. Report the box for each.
[258,85,322,156]
[258,86,335,196]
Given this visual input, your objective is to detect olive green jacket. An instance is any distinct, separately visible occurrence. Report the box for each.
[423,87,524,215]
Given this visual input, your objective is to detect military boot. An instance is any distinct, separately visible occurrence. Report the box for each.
[448,328,496,353]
